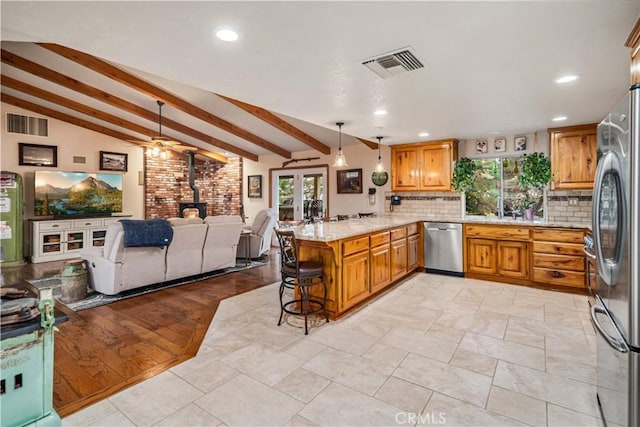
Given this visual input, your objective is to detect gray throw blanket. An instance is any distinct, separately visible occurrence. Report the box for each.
[119,219,173,248]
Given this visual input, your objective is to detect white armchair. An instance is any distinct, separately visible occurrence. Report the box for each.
[236,208,277,259]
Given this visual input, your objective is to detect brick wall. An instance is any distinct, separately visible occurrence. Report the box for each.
[144,154,243,218]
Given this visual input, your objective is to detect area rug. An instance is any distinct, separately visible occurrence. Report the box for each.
[27,259,267,312]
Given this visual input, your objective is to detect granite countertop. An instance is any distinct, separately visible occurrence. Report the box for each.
[290,216,424,242]
[422,215,590,229]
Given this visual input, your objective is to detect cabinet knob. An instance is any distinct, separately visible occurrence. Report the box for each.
[52,224,59,228]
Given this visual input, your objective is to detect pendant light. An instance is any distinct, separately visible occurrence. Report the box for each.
[148,100,170,159]
[375,136,385,172]
[332,122,348,167]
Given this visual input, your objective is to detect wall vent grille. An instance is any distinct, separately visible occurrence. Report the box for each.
[362,47,426,79]
[6,113,48,136]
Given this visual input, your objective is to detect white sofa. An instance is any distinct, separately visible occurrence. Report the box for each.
[82,216,243,295]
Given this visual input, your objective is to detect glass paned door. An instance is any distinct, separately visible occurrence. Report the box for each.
[272,167,327,222]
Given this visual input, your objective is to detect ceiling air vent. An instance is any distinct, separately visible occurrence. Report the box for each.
[362,47,425,79]
[6,113,48,137]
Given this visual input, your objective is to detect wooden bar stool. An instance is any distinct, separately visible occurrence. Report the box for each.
[274,228,329,334]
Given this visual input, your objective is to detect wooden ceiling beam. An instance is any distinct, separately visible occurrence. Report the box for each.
[218,94,331,155]
[1,75,229,163]
[1,49,257,161]
[39,43,291,159]
[1,93,227,162]
[355,136,378,150]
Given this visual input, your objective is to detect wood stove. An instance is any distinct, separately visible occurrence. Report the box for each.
[179,150,207,219]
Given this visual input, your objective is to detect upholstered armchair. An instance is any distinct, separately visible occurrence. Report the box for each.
[236,208,277,259]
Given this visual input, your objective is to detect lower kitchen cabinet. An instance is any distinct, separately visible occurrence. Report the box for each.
[407,234,420,271]
[464,224,586,292]
[467,238,497,275]
[497,241,529,280]
[391,232,408,281]
[532,228,585,289]
[343,250,370,308]
[370,243,391,293]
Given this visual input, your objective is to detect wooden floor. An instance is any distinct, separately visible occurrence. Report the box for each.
[1,255,280,417]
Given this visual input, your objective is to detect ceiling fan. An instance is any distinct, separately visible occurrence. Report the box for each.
[131,100,185,159]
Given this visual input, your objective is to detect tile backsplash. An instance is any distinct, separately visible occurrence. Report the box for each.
[386,189,592,226]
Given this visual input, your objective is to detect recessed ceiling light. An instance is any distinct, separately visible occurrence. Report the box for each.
[552,116,568,122]
[374,109,387,116]
[419,132,430,137]
[216,28,239,42]
[555,75,578,84]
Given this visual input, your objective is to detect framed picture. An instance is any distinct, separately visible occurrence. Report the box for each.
[475,139,488,154]
[494,137,506,152]
[100,151,128,172]
[337,168,363,194]
[514,136,527,151]
[247,175,262,198]
[18,143,57,167]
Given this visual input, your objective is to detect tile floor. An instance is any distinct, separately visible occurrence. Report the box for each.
[62,273,606,427]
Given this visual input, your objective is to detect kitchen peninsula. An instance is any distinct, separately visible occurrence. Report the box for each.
[290,217,423,318]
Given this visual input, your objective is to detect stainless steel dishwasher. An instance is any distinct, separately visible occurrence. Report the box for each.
[424,222,463,276]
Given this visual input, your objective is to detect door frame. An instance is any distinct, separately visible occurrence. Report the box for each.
[269,164,330,220]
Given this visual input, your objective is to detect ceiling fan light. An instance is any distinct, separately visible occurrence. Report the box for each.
[160,149,169,160]
[151,144,161,157]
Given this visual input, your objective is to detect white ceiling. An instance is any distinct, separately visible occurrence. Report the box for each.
[1,1,638,158]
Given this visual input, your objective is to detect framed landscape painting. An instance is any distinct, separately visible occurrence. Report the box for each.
[19,143,57,167]
[100,151,128,172]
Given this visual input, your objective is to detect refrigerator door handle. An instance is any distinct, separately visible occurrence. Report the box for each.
[591,303,629,353]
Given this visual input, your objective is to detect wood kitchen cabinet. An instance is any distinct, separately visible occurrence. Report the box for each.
[549,124,597,190]
[497,241,529,280]
[391,139,458,192]
[392,147,420,191]
[465,224,530,285]
[370,231,391,293]
[390,227,408,281]
[626,17,640,85]
[532,228,585,290]
[342,236,370,308]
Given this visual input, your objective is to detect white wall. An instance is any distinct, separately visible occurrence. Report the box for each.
[1,103,145,219]
[242,143,391,223]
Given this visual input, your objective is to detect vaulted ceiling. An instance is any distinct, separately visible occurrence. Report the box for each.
[1,2,638,163]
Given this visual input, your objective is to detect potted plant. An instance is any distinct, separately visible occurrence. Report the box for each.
[517,152,552,220]
[452,157,479,192]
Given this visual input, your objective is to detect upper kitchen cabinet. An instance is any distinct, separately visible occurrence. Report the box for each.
[391,139,458,192]
[625,17,640,85]
[549,124,597,190]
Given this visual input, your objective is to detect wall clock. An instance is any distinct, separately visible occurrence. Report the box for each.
[371,171,388,186]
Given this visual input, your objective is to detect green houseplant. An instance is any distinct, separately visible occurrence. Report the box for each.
[452,157,479,192]
[517,152,552,220]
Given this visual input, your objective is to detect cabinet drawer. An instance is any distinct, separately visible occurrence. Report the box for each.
[465,225,529,240]
[406,223,419,236]
[533,241,584,256]
[390,227,407,241]
[370,231,390,247]
[533,253,585,271]
[343,236,369,256]
[533,267,585,288]
[73,219,103,228]
[533,228,583,244]
[37,221,71,231]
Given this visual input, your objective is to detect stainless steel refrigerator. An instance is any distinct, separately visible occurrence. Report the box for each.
[591,84,640,427]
